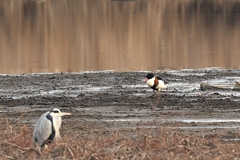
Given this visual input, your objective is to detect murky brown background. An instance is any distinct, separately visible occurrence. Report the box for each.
[0,0,240,74]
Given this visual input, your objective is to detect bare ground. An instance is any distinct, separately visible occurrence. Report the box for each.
[1,68,240,159]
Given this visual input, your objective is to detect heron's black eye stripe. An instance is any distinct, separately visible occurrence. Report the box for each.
[52,110,59,113]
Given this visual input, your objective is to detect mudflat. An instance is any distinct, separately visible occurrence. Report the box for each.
[1,68,240,140]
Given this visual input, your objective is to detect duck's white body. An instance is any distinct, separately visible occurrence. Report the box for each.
[146,76,167,91]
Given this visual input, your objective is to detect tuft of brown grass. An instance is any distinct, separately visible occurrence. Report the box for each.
[1,116,240,160]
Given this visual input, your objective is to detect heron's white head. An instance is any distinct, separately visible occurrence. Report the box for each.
[50,108,71,117]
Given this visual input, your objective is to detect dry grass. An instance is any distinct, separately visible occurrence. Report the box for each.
[1,117,240,160]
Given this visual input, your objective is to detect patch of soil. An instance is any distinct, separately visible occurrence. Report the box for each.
[1,69,240,140]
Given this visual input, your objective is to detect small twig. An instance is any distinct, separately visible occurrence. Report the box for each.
[58,143,76,159]
[1,154,15,159]
[2,142,43,156]
[0,107,12,134]
[0,154,15,160]
[177,145,194,152]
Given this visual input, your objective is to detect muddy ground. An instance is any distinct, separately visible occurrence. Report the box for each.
[1,68,240,140]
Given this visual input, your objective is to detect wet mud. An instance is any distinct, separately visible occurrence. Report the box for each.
[1,68,240,140]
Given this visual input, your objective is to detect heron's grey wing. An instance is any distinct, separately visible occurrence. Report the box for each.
[33,112,52,147]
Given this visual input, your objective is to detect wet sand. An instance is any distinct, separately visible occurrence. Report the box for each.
[1,68,240,140]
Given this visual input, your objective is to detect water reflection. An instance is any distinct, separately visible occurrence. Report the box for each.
[0,0,240,74]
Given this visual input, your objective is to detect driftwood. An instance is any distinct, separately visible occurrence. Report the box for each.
[200,81,240,91]
[200,82,223,91]
[233,81,240,91]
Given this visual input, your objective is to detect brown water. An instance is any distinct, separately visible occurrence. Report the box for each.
[0,0,240,74]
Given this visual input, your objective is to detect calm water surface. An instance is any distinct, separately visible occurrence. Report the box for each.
[0,0,240,74]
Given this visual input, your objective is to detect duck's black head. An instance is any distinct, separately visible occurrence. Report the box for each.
[145,73,155,79]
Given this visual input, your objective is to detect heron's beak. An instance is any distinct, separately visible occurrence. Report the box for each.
[143,78,148,83]
[60,112,72,116]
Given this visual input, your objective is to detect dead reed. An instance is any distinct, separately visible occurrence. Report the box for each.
[1,116,240,160]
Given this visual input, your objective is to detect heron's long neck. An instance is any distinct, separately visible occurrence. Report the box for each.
[53,117,62,139]
[55,131,61,139]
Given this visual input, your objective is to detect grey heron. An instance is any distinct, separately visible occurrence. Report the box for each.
[32,108,71,147]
